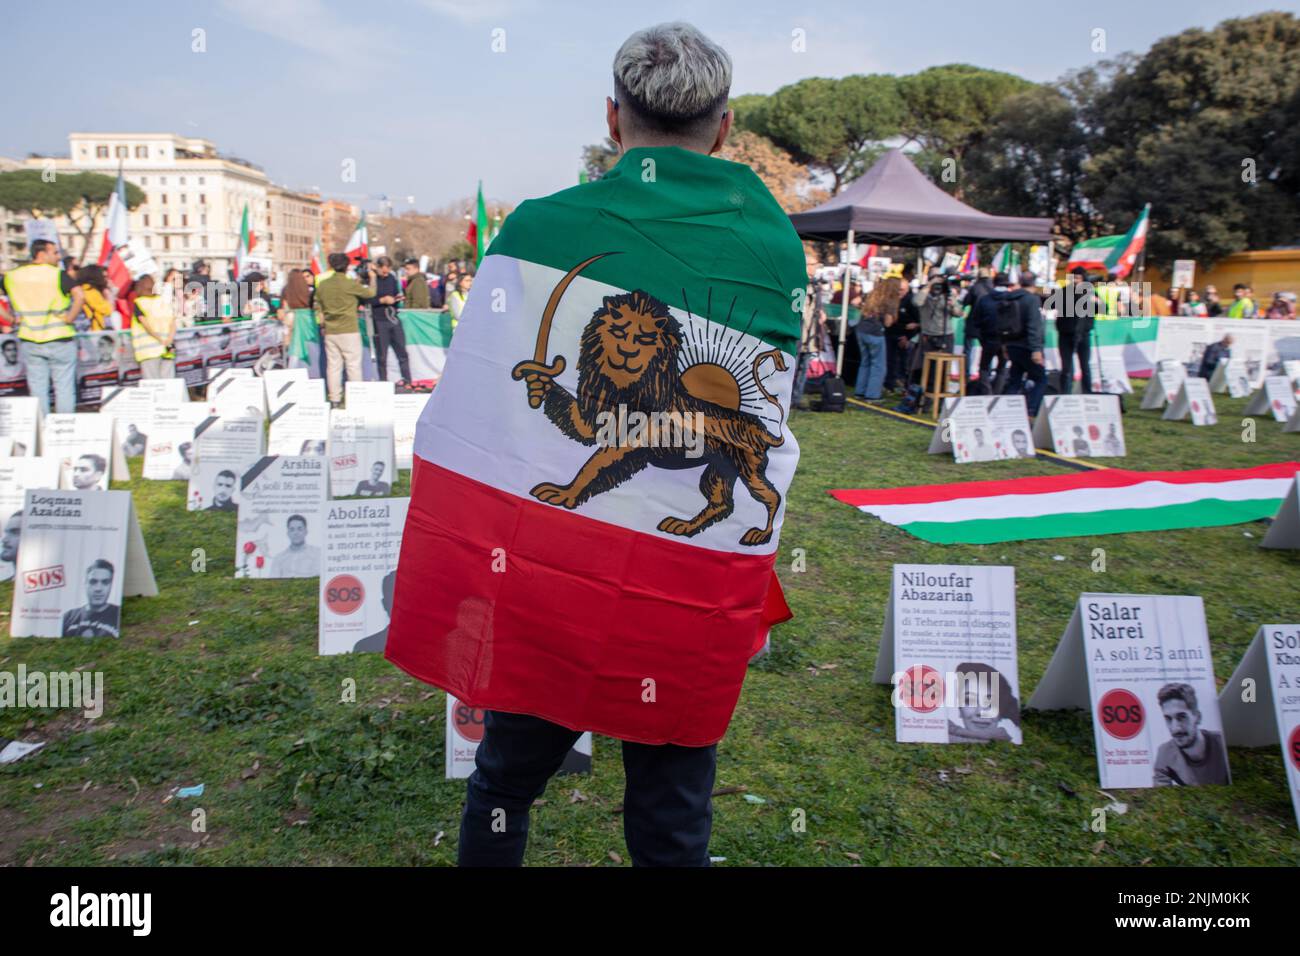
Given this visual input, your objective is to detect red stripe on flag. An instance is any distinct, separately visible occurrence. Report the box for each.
[385,458,785,746]
[829,462,1300,507]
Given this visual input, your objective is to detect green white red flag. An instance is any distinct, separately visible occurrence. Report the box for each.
[233,203,255,279]
[465,182,489,265]
[385,147,806,745]
[831,462,1298,544]
[1104,203,1151,279]
[344,212,368,264]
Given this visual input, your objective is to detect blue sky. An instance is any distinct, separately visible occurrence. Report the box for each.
[4,0,1296,212]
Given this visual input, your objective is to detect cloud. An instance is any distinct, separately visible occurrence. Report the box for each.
[416,0,533,25]
[218,0,388,64]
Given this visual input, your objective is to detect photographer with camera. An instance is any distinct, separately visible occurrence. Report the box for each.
[314,252,377,406]
[896,269,960,413]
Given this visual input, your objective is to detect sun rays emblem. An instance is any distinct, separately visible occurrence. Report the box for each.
[510,254,789,547]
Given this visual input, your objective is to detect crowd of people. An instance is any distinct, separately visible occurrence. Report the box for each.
[0,239,476,413]
[794,257,1298,418]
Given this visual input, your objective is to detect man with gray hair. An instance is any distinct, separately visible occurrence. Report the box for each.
[386,21,805,868]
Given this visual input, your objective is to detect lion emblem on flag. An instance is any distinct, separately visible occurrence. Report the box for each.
[511,254,788,546]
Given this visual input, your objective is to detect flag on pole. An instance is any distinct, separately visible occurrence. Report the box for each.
[344,212,368,265]
[233,203,256,279]
[1104,203,1151,279]
[309,239,324,276]
[384,147,806,746]
[97,166,131,292]
[1067,235,1124,273]
[466,182,489,266]
[957,243,978,274]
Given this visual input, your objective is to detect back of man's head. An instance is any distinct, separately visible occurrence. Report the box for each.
[612,22,732,150]
[994,272,1012,288]
[327,253,350,272]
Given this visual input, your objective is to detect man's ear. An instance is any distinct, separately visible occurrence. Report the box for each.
[606,96,623,150]
[708,109,734,155]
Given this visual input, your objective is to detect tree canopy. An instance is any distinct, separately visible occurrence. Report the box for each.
[0,169,145,260]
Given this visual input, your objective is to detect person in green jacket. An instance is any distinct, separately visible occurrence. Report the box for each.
[314,253,377,405]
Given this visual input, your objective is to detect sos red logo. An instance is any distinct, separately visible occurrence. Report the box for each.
[324,574,364,615]
[452,701,486,742]
[23,565,65,594]
[1288,725,1300,772]
[1099,688,1144,739]
[898,664,943,714]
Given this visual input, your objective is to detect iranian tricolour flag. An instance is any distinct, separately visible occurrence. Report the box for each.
[344,212,368,264]
[1067,234,1123,273]
[465,182,489,265]
[233,203,256,278]
[385,147,805,746]
[990,243,1020,281]
[831,462,1299,544]
[1067,205,1151,279]
[309,239,324,276]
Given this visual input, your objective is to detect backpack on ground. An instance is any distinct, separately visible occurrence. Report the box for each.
[816,375,846,412]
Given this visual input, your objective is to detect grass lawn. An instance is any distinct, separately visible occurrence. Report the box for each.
[1,390,1298,866]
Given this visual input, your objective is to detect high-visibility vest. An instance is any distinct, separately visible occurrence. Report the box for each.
[1227,297,1255,318]
[1101,284,1122,319]
[132,295,175,362]
[3,263,73,343]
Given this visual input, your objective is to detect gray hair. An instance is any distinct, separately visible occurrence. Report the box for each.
[612,22,732,130]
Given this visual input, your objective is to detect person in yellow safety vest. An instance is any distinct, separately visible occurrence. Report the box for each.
[1099,280,1123,319]
[1,239,85,413]
[1227,283,1257,318]
[447,272,473,329]
[129,275,177,378]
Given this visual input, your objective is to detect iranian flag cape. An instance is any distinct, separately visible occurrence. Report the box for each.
[385,147,805,746]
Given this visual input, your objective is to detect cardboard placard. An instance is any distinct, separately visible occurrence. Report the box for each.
[1209,358,1253,399]
[187,414,266,512]
[100,380,189,458]
[928,395,1035,462]
[445,694,592,779]
[1261,472,1300,549]
[1218,624,1300,831]
[9,489,157,638]
[76,332,125,404]
[262,367,310,407]
[1089,354,1133,395]
[1032,394,1126,458]
[345,380,396,409]
[266,374,325,408]
[328,409,396,498]
[205,371,266,420]
[141,403,209,481]
[268,401,330,458]
[235,455,326,578]
[1140,364,1186,410]
[0,396,39,457]
[392,393,429,471]
[1028,593,1230,789]
[0,456,60,582]
[1163,378,1217,426]
[318,497,409,655]
[1243,376,1298,423]
[40,413,128,489]
[874,564,1022,744]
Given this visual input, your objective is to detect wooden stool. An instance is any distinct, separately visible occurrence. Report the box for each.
[920,352,966,420]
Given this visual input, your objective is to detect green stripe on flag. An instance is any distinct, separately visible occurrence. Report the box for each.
[488,146,807,356]
[900,498,1281,544]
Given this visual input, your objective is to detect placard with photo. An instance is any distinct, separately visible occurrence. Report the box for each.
[141,402,208,481]
[1244,376,1298,423]
[928,395,1035,462]
[1033,394,1126,458]
[235,455,327,579]
[40,413,127,489]
[874,564,1022,745]
[318,497,409,655]
[268,400,330,458]
[328,409,396,498]
[76,332,122,405]
[1140,363,1187,410]
[1028,593,1229,789]
[0,396,40,456]
[206,371,266,420]
[0,334,28,396]
[186,414,266,512]
[1164,377,1218,426]
[0,456,60,582]
[9,488,157,638]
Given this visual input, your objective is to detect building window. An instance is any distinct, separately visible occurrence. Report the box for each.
[183,236,189,248]
[162,236,170,251]
[160,177,167,185]
[144,236,152,248]
[135,146,147,158]
[199,194,206,205]
[161,194,167,205]
[162,214,169,227]
[198,177,205,185]
[143,214,149,227]
[200,236,207,247]
[115,146,128,158]
[181,214,188,227]
[96,145,108,158]
[200,214,207,226]
[179,177,186,186]
[140,177,147,186]
[180,194,186,204]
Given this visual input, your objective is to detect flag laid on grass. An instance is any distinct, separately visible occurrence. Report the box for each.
[831,463,1300,544]
[385,146,806,746]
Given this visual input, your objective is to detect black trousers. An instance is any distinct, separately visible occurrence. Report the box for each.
[374,311,412,382]
[458,710,717,867]
[1057,328,1093,394]
[978,339,1010,394]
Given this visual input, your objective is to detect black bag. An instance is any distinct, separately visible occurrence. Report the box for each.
[816,375,846,412]
[994,295,1024,341]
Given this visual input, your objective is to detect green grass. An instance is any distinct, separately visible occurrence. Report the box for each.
[1,391,1298,866]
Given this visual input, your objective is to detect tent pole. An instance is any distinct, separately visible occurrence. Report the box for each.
[837,228,853,378]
